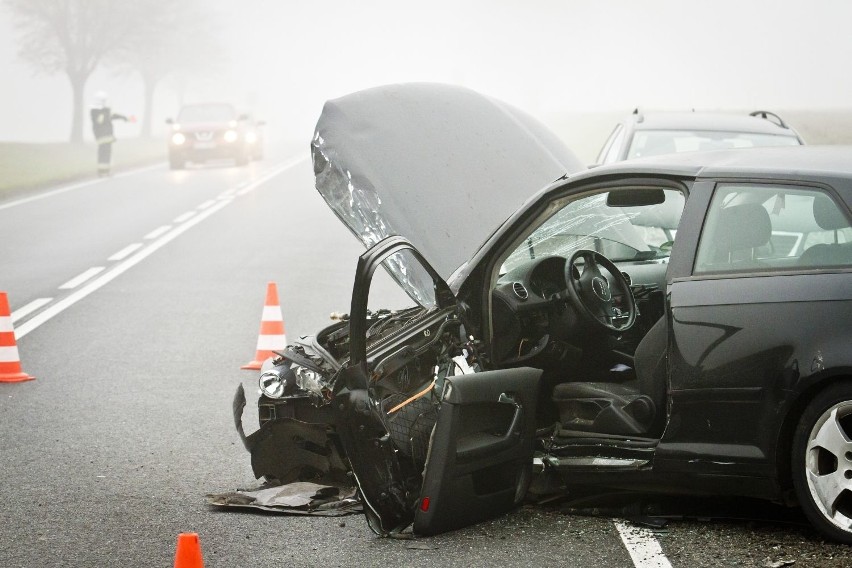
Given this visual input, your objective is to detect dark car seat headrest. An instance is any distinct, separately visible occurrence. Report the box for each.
[716,203,772,252]
[813,195,850,231]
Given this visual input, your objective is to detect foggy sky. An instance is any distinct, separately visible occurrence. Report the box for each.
[1,0,850,144]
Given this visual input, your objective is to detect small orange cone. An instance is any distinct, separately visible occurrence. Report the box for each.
[0,292,35,383]
[242,282,287,370]
[173,532,204,568]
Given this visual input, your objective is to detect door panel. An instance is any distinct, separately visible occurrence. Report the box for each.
[414,367,542,535]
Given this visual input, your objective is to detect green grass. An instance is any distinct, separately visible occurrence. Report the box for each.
[0,137,165,198]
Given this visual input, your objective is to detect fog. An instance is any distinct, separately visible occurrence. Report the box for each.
[1,0,851,151]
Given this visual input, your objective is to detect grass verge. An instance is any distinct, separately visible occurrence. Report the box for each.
[0,137,165,199]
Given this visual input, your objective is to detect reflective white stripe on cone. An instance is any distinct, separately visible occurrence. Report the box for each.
[242,282,287,370]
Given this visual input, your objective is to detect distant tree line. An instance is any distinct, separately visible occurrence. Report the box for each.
[4,0,225,142]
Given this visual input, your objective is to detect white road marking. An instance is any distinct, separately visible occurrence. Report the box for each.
[14,157,302,340]
[615,520,673,568]
[10,298,52,324]
[15,200,231,340]
[0,162,163,212]
[144,225,171,239]
[108,243,143,261]
[198,200,216,210]
[59,267,105,290]
[173,211,196,223]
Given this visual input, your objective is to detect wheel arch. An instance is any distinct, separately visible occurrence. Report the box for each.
[774,369,852,504]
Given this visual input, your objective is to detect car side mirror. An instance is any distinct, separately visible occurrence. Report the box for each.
[165,118,174,124]
[238,113,249,121]
[256,120,266,127]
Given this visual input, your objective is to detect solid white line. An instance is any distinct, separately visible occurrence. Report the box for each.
[614,520,673,568]
[108,243,143,261]
[0,162,163,212]
[15,199,232,340]
[144,225,171,239]
[10,298,52,323]
[14,156,302,341]
[198,200,216,210]
[59,267,105,290]
[173,211,196,223]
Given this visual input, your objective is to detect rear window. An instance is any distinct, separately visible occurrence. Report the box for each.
[694,183,852,274]
[628,130,800,159]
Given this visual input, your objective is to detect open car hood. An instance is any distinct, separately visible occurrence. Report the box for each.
[312,83,583,304]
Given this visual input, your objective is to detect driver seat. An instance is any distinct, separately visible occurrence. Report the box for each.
[552,316,668,436]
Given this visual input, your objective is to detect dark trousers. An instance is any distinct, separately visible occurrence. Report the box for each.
[97,142,112,174]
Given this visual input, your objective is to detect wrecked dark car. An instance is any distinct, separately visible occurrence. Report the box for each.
[233,83,852,543]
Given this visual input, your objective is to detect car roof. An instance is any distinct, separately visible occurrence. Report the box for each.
[627,111,799,137]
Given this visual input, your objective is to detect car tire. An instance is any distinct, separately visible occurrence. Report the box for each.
[792,382,852,544]
[169,156,184,170]
[235,150,249,167]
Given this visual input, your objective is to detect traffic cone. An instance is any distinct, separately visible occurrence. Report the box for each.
[242,282,287,370]
[173,532,204,568]
[0,292,35,383]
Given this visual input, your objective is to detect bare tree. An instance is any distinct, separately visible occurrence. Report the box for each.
[4,0,143,143]
[110,0,226,137]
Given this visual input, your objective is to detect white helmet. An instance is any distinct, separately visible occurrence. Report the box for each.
[94,91,108,107]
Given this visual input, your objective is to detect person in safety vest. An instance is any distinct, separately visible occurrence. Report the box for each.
[90,91,132,177]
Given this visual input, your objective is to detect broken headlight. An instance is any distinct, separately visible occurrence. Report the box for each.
[293,364,326,399]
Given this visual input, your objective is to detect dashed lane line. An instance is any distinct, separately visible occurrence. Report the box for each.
[14,157,304,340]
[108,243,143,261]
[14,199,231,340]
[615,520,673,568]
[10,298,52,324]
[58,267,105,290]
[173,211,196,223]
[144,225,171,239]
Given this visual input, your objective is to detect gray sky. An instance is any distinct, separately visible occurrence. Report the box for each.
[1,0,850,144]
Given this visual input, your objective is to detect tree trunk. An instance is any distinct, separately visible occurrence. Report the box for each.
[68,72,87,144]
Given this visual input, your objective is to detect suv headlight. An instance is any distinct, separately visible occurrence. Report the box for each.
[171,132,186,145]
[223,129,238,143]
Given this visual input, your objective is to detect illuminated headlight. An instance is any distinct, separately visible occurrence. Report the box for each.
[224,129,238,143]
[245,131,258,144]
[259,370,287,398]
[171,132,186,145]
[171,123,181,131]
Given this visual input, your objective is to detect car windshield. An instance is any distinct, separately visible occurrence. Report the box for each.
[177,104,236,123]
[502,189,684,272]
[628,129,800,159]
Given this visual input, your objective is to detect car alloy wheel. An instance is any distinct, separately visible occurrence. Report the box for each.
[793,383,852,544]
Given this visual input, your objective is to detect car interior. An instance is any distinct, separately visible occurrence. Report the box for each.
[488,186,683,443]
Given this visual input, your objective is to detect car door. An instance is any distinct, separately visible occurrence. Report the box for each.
[333,236,541,536]
[658,179,852,478]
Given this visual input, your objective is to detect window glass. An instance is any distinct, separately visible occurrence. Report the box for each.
[694,183,852,274]
[502,188,685,274]
[598,124,625,164]
[627,130,800,160]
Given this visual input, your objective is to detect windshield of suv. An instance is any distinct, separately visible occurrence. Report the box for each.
[502,189,685,273]
[177,104,237,123]
[628,129,800,159]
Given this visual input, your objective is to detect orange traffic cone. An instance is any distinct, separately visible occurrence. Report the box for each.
[242,282,287,370]
[0,292,35,383]
[173,532,204,568]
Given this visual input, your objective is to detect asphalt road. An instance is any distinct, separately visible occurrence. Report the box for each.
[1,144,851,567]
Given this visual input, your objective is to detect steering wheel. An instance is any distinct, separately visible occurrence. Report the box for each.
[564,249,636,332]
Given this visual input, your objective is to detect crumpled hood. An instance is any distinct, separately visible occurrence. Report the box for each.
[311,83,583,304]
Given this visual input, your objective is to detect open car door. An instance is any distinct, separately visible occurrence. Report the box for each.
[414,367,540,535]
[333,236,541,536]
